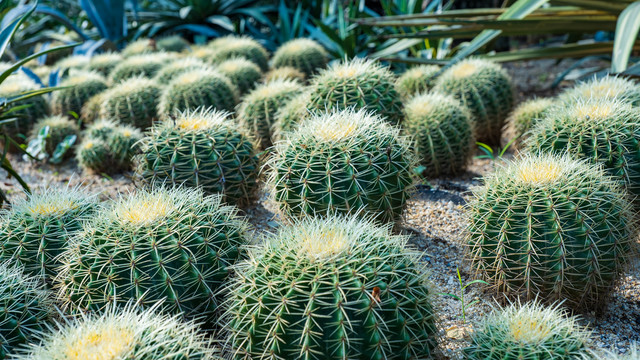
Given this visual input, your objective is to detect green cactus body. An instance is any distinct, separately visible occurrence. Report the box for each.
[225,215,438,360]
[86,52,123,77]
[76,138,112,173]
[503,97,555,151]
[0,263,52,359]
[80,92,105,124]
[51,71,108,116]
[558,76,640,106]
[121,39,155,57]
[467,153,635,309]
[271,91,311,142]
[237,78,302,149]
[403,92,474,176]
[208,36,269,71]
[464,301,591,360]
[0,79,50,152]
[78,121,142,173]
[154,57,209,84]
[136,109,259,206]
[156,35,190,53]
[108,125,143,168]
[109,54,168,83]
[267,109,416,223]
[190,46,217,63]
[434,58,513,144]
[84,118,119,140]
[15,304,220,360]
[29,115,79,157]
[395,65,440,98]
[53,55,90,72]
[526,98,640,200]
[58,187,248,321]
[264,66,306,83]
[158,68,239,117]
[308,58,404,124]
[101,77,162,129]
[272,38,328,77]
[0,187,97,282]
[216,57,262,95]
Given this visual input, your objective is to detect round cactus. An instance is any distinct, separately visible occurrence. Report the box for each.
[78,121,142,174]
[267,108,416,223]
[0,187,97,282]
[158,68,239,117]
[0,79,50,151]
[0,262,52,359]
[84,118,119,140]
[467,153,635,309]
[100,77,162,129]
[208,35,269,71]
[136,108,259,206]
[76,138,112,173]
[403,92,474,176]
[109,53,168,83]
[272,38,328,76]
[526,98,640,200]
[503,97,555,151]
[558,76,640,107]
[14,304,220,360]
[434,58,513,144]
[395,65,440,98]
[308,58,404,124]
[189,45,217,63]
[271,91,311,142]
[29,115,79,158]
[237,78,302,149]
[156,35,190,52]
[153,57,209,84]
[85,52,123,77]
[108,125,143,168]
[58,187,249,320]
[464,301,591,360]
[79,92,104,124]
[51,71,108,116]
[121,38,155,57]
[53,55,90,72]
[225,215,438,360]
[215,57,262,95]
[264,65,306,83]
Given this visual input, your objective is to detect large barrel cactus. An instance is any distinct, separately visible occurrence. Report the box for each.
[272,38,329,77]
[434,58,513,144]
[0,187,97,283]
[109,53,168,83]
[267,108,416,223]
[467,153,635,309]
[156,35,190,52]
[526,98,640,200]
[57,187,249,321]
[395,65,440,98]
[136,108,260,207]
[216,57,262,95]
[225,215,438,360]
[464,301,591,360]
[503,97,555,151]
[51,71,108,116]
[153,57,209,84]
[208,36,269,71]
[307,58,404,124]
[558,75,640,106]
[100,77,162,129]
[85,52,123,77]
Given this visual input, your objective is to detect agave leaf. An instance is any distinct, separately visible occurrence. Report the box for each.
[611,1,640,72]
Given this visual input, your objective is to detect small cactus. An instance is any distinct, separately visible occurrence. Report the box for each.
[53,55,90,72]
[403,92,474,176]
[467,153,635,309]
[208,35,269,71]
[215,57,262,95]
[158,68,239,117]
[156,35,190,52]
[76,138,112,173]
[14,304,220,360]
[503,97,555,151]
[264,65,306,83]
[51,71,108,116]
[121,38,155,57]
[136,108,260,206]
[0,79,50,151]
[153,57,209,84]
[77,122,142,174]
[267,108,416,223]
[237,78,302,148]
[100,77,162,129]
[271,91,311,142]
[395,65,440,98]
[272,38,328,77]
[58,187,249,321]
[558,76,640,106]
[526,98,640,200]
[29,115,79,159]
[109,53,168,83]
[308,58,404,124]
[85,52,123,77]
[79,92,104,124]
[0,186,98,283]
[224,215,438,360]
[434,58,513,144]
[464,300,592,360]
[84,118,119,140]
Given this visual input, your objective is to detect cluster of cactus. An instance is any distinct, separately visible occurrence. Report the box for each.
[29,115,79,158]
[215,57,262,95]
[208,36,269,71]
[467,153,635,309]
[77,119,142,173]
[51,71,108,116]
[272,38,328,77]
[264,65,306,82]
[156,35,190,52]
[526,97,640,200]
[395,65,440,98]
[15,304,219,359]
[153,57,209,84]
[109,53,168,83]
[85,52,123,76]
[100,77,162,129]
[308,58,404,124]
[403,92,474,176]
[267,108,416,223]
[465,300,592,360]
[435,58,514,144]
[503,97,555,151]
[0,187,97,283]
[271,91,311,142]
[0,79,50,151]
[237,78,302,148]
[557,76,640,106]
[135,108,260,206]
[158,68,238,116]
[57,187,248,321]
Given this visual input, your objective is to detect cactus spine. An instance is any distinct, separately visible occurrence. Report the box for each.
[395,65,440,98]
[51,71,108,116]
[100,77,162,129]
[272,38,329,77]
[558,75,640,107]
[503,97,555,151]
